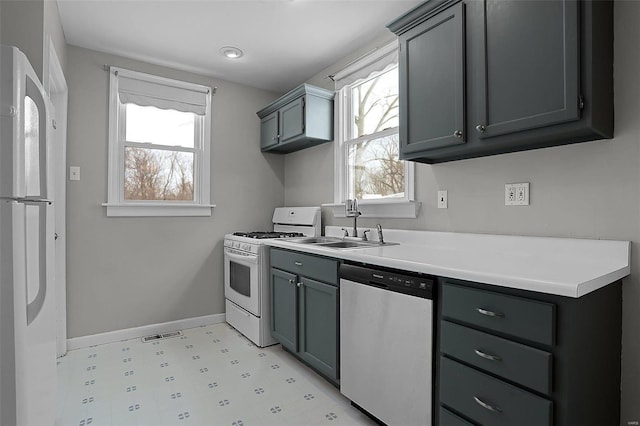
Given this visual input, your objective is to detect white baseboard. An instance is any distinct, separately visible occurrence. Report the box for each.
[67,313,226,351]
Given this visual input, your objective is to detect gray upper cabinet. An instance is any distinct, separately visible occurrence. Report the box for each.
[399,2,466,154]
[388,0,613,163]
[257,84,334,154]
[474,0,579,138]
[260,111,279,151]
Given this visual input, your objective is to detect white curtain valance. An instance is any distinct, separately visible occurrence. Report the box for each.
[333,41,399,91]
[113,67,210,115]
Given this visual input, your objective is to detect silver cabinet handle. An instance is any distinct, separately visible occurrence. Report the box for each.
[453,130,463,138]
[288,279,295,285]
[294,261,303,266]
[297,282,303,288]
[473,396,502,413]
[476,124,486,132]
[477,307,504,318]
[272,136,278,140]
[474,349,502,362]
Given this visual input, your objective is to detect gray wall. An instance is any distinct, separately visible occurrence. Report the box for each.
[66,46,284,338]
[1,0,45,79]
[284,3,640,423]
[0,0,67,79]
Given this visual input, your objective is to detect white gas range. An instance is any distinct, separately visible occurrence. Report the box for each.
[224,207,321,347]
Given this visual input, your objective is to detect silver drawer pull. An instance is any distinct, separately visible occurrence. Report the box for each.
[297,282,303,288]
[473,396,502,413]
[288,279,295,285]
[474,349,502,362]
[476,307,504,318]
[294,261,303,266]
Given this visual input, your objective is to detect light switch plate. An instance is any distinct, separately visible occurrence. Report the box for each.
[70,166,80,181]
[437,190,448,209]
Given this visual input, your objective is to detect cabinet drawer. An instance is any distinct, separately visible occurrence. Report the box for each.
[270,248,339,285]
[440,406,474,426]
[442,282,555,346]
[441,320,552,395]
[440,356,552,426]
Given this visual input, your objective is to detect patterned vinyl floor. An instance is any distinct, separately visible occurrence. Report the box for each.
[56,323,376,426]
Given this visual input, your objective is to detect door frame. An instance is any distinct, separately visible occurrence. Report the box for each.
[44,37,68,358]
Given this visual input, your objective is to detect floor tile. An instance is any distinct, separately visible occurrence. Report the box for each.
[56,323,376,426]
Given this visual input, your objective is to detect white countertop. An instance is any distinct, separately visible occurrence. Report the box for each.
[264,227,631,298]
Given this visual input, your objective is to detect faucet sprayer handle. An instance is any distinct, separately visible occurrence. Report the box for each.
[362,229,371,241]
[341,228,349,238]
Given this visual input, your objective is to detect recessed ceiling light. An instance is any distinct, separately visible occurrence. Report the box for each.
[220,46,243,59]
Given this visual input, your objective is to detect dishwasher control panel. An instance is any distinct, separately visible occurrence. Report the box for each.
[340,262,435,299]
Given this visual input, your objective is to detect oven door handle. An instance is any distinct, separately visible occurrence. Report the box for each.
[225,249,259,263]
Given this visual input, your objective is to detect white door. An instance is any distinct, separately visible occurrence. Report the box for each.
[46,38,68,357]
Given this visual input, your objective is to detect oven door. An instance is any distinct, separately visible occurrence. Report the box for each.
[224,247,261,316]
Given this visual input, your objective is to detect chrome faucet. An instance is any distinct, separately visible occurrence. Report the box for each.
[376,224,385,244]
[345,199,361,237]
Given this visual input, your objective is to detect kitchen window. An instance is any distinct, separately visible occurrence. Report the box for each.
[331,42,419,218]
[104,67,214,217]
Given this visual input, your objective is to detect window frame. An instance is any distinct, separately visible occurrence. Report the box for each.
[104,67,214,217]
[331,43,420,219]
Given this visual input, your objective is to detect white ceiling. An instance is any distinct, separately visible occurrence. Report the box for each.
[57,0,423,93]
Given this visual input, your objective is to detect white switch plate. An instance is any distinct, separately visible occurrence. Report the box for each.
[69,166,80,181]
[505,182,529,206]
[437,190,448,209]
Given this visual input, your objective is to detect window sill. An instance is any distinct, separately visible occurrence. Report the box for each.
[102,203,215,217]
[323,200,421,219]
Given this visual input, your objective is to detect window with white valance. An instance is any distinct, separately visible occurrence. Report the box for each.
[104,67,214,217]
[331,42,419,219]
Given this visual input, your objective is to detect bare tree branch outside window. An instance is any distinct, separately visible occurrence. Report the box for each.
[349,67,404,200]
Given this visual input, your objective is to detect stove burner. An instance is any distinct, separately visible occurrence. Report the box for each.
[233,231,305,239]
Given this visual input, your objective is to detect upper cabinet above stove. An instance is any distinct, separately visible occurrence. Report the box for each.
[388,0,614,163]
[257,84,334,154]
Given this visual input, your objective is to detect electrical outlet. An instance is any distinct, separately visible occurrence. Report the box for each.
[437,190,448,209]
[505,182,529,206]
[505,184,516,205]
[516,182,530,205]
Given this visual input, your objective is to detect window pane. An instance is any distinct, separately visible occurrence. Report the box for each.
[125,104,195,147]
[347,133,404,200]
[351,67,399,138]
[124,147,194,201]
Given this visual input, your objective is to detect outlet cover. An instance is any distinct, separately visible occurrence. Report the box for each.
[437,190,448,209]
[505,182,529,206]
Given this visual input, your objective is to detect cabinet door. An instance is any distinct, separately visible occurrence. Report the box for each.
[399,2,465,156]
[473,0,579,138]
[260,111,279,150]
[298,277,338,381]
[280,97,305,144]
[270,268,298,352]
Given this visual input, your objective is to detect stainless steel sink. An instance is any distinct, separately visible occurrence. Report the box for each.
[287,237,398,250]
[319,241,382,249]
[286,236,343,244]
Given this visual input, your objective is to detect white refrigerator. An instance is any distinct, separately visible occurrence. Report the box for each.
[0,45,57,426]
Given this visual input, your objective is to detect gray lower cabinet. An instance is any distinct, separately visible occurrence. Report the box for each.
[438,279,622,426]
[270,268,298,351]
[257,84,334,154]
[269,248,340,384]
[388,0,613,163]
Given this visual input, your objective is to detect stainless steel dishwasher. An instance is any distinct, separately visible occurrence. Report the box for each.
[340,262,435,426]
